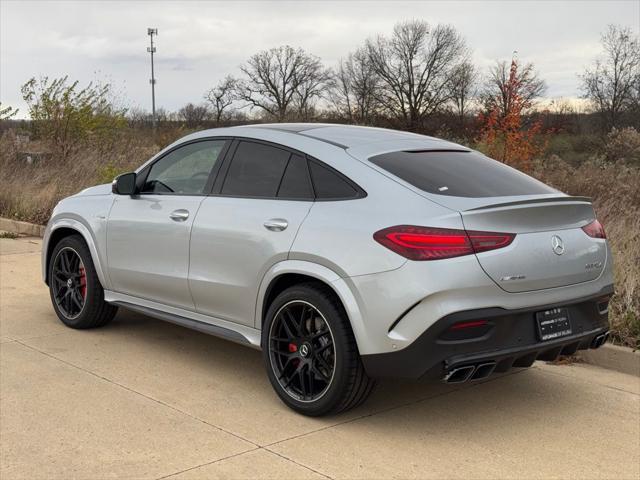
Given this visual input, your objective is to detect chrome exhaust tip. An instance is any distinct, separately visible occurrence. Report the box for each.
[443,365,475,384]
[591,332,609,349]
[470,362,497,381]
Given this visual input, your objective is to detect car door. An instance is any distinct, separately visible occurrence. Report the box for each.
[106,139,229,310]
[189,140,314,327]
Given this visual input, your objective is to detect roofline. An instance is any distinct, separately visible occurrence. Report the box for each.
[175,123,468,152]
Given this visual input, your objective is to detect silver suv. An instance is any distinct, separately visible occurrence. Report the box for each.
[43,124,613,416]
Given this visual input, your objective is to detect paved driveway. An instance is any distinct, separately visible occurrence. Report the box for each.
[1,237,639,479]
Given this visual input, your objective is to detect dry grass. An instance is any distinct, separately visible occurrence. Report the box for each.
[1,129,638,347]
[0,131,158,224]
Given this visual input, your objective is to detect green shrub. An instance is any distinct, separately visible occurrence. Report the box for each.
[21,76,127,159]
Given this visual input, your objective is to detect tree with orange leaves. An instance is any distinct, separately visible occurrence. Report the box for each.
[478,57,547,172]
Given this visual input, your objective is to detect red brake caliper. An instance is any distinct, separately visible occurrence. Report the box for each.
[288,343,299,367]
[79,265,87,299]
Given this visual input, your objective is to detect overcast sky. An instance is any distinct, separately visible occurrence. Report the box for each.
[1,0,639,118]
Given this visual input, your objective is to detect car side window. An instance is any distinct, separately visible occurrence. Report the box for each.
[277,154,314,200]
[141,140,226,194]
[221,141,290,197]
[308,160,359,199]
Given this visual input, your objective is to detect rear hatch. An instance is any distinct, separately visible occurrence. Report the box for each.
[458,196,606,292]
[367,149,607,293]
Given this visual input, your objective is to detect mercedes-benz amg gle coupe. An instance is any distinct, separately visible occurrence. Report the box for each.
[43,124,613,416]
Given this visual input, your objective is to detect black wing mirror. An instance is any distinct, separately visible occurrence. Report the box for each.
[112,172,137,195]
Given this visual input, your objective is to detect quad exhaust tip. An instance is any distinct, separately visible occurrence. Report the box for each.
[470,362,497,381]
[444,332,610,383]
[591,331,609,349]
[443,362,497,384]
[443,365,475,383]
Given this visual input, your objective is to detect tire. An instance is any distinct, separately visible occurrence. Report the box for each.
[48,234,117,329]
[262,282,376,416]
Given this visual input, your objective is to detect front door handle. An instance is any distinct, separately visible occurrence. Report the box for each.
[264,218,288,232]
[169,209,190,221]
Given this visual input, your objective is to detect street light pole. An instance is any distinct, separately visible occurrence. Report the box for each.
[147,28,158,129]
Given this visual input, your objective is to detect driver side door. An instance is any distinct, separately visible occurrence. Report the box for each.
[106,139,229,310]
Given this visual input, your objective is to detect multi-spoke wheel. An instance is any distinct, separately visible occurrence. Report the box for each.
[269,301,336,402]
[51,247,87,319]
[263,283,376,416]
[48,235,117,329]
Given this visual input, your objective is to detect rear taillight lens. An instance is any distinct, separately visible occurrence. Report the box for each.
[582,219,606,239]
[373,225,515,261]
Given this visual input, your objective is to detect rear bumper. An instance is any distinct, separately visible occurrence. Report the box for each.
[360,285,614,381]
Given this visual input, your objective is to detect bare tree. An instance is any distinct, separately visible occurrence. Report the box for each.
[236,45,329,121]
[331,47,380,124]
[631,70,640,126]
[177,102,210,128]
[448,61,478,128]
[581,25,640,130]
[365,20,468,130]
[481,59,546,117]
[204,76,238,125]
[292,56,332,121]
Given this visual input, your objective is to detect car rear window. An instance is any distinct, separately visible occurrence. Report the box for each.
[368,150,555,198]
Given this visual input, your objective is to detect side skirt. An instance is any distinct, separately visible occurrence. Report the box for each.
[104,290,262,349]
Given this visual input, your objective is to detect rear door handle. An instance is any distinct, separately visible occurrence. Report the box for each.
[169,209,190,221]
[264,218,288,232]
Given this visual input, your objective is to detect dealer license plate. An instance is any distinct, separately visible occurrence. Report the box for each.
[536,307,572,341]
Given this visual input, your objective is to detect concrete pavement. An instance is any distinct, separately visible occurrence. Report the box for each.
[1,237,639,479]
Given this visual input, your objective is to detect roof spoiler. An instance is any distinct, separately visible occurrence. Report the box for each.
[466,195,592,212]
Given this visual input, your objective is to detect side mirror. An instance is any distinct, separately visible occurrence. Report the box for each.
[112,172,137,195]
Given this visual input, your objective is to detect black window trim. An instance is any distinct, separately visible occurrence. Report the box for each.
[209,137,367,202]
[135,137,233,197]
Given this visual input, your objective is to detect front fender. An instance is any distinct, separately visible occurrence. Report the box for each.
[42,216,111,290]
[254,260,368,353]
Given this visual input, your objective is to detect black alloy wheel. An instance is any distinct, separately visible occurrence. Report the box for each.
[48,234,117,329]
[268,300,336,402]
[51,247,87,319]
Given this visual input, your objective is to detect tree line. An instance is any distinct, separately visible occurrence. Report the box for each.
[3,20,638,160]
[170,21,638,133]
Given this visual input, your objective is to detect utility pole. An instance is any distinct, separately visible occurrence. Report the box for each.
[147,28,158,129]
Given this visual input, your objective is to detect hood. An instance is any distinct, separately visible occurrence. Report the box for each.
[75,183,112,196]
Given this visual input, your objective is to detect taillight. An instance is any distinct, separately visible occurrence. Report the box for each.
[373,225,515,261]
[582,219,606,239]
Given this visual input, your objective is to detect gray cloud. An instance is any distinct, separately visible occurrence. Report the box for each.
[1,0,638,117]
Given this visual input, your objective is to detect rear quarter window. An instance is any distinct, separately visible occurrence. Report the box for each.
[368,150,555,198]
[309,160,361,200]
